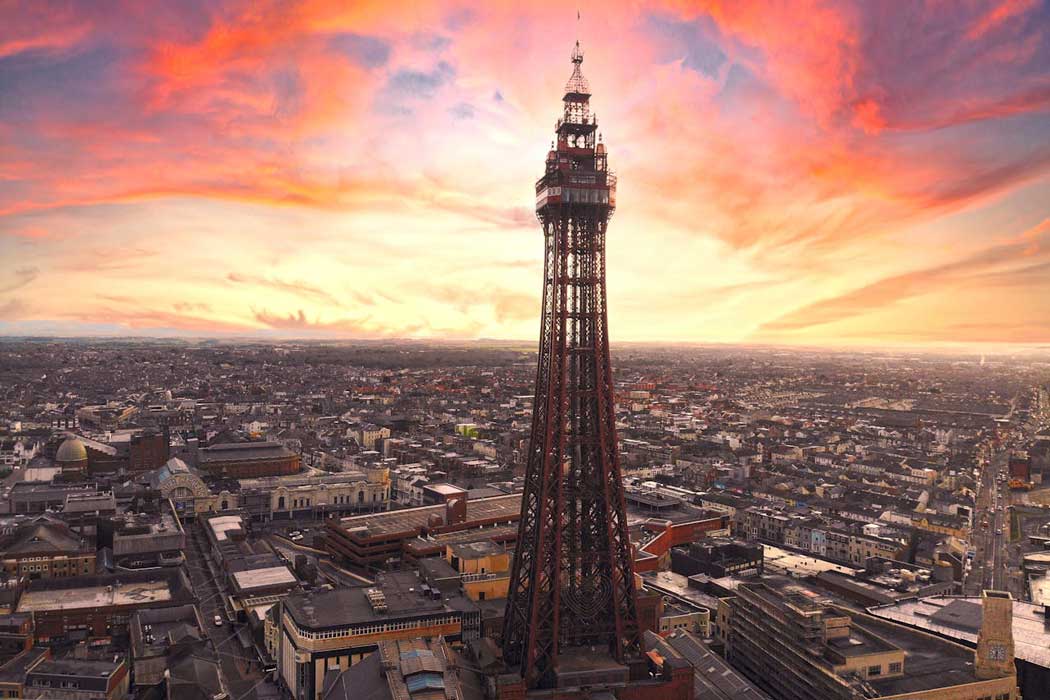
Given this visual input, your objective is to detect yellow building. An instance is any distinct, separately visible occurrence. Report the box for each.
[445,541,510,602]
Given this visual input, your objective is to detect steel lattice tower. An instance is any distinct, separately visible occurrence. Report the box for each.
[502,41,641,690]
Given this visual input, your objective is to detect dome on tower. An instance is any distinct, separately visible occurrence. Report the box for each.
[55,437,88,464]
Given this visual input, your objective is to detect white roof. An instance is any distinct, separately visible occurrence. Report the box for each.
[208,515,244,542]
[232,566,296,591]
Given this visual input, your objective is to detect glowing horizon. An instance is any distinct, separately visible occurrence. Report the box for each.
[2,1,1049,347]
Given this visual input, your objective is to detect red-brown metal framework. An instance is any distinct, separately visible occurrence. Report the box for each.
[502,41,640,690]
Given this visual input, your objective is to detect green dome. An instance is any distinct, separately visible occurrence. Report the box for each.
[55,437,88,463]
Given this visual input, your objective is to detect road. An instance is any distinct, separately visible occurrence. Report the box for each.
[965,448,1023,597]
[184,527,281,700]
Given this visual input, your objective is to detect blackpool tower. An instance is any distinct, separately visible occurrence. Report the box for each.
[502,41,643,690]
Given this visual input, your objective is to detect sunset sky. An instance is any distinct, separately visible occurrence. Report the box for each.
[2,0,1049,347]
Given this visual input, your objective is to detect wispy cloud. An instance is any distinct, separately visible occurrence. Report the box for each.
[226,272,344,307]
[760,218,1050,333]
[0,267,40,293]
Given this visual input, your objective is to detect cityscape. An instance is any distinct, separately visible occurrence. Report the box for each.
[3,2,1050,700]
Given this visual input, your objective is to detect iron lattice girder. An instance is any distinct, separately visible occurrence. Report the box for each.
[502,204,642,690]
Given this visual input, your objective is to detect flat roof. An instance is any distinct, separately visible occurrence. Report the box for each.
[763,545,861,577]
[284,571,453,630]
[854,611,984,696]
[337,494,520,537]
[232,566,297,591]
[1029,574,1050,606]
[207,514,244,542]
[448,540,505,559]
[424,484,468,496]
[18,580,172,612]
[868,595,1050,670]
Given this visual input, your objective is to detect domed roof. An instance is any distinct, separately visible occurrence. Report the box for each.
[55,437,88,463]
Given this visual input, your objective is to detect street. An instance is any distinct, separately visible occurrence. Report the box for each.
[184,526,280,700]
[965,447,1024,597]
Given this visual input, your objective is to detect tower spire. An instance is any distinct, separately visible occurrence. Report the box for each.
[565,39,590,96]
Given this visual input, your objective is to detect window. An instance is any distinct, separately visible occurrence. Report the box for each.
[888,662,901,674]
[868,665,881,677]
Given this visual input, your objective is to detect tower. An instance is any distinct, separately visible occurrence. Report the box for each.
[502,41,641,689]
[975,590,1015,680]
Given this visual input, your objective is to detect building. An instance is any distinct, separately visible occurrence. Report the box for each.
[129,604,225,697]
[7,482,98,514]
[644,630,770,700]
[198,511,299,620]
[53,437,89,477]
[105,505,186,569]
[1008,453,1030,482]
[145,457,212,517]
[0,514,96,580]
[722,581,1017,700]
[320,637,482,700]
[127,429,169,473]
[197,441,299,479]
[0,614,33,664]
[867,594,1050,698]
[63,434,123,475]
[23,657,129,700]
[658,602,710,637]
[236,466,390,520]
[0,647,50,699]
[15,568,194,640]
[445,541,510,603]
[323,493,520,571]
[670,539,763,579]
[271,571,470,700]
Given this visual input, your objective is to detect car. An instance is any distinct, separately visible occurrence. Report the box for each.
[291,534,304,542]
[214,615,223,627]
[996,528,1003,536]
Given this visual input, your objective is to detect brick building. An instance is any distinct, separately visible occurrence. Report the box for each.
[15,569,194,640]
[197,441,300,478]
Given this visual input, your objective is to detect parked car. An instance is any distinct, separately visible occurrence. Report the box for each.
[214,615,223,627]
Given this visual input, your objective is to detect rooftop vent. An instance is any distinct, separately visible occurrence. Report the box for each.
[366,588,387,614]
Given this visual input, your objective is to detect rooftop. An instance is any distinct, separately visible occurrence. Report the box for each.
[231,566,297,592]
[284,571,454,631]
[18,579,173,612]
[645,630,770,700]
[853,611,985,696]
[199,441,294,463]
[868,595,1050,670]
[206,513,245,542]
[337,494,520,537]
[238,470,368,490]
[447,540,505,560]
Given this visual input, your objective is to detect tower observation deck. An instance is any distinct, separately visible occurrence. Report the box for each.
[502,41,645,693]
